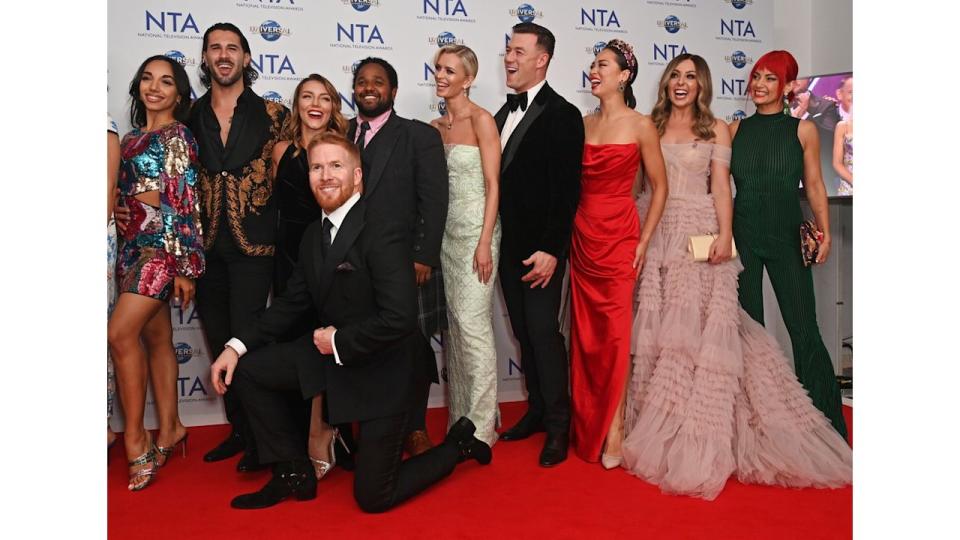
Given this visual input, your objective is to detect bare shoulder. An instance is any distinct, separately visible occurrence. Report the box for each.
[797,118,818,140]
[633,112,657,135]
[712,118,732,146]
[428,117,444,132]
[272,139,292,161]
[471,107,499,137]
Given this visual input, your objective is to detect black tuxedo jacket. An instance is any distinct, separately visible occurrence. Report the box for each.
[495,82,585,260]
[347,112,448,268]
[236,199,431,424]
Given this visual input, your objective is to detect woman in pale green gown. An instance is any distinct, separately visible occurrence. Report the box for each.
[429,45,502,445]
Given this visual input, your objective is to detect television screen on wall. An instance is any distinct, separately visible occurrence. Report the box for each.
[789,72,853,198]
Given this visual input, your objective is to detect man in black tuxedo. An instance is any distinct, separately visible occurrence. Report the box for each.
[346,58,448,456]
[209,132,489,511]
[494,23,585,467]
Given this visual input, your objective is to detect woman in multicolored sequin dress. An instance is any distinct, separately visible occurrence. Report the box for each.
[108,55,205,491]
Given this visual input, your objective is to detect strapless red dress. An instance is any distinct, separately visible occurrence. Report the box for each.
[569,143,641,462]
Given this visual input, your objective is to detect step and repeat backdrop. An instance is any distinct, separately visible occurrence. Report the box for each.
[108,0,773,429]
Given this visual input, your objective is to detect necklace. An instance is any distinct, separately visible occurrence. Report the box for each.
[445,115,454,130]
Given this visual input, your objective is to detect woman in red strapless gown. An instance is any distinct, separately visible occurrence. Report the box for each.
[569,40,668,466]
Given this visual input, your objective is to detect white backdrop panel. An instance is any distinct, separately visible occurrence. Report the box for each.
[108,0,772,429]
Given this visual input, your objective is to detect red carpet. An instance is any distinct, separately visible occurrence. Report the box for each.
[109,402,852,539]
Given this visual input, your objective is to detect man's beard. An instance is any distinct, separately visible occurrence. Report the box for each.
[206,62,243,88]
[356,95,393,118]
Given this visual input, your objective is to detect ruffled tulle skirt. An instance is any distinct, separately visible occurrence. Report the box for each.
[622,194,851,500]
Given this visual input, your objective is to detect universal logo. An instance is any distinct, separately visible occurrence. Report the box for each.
[725,109,747,122]
[725,50,753,69]
[429,99,448,116]
[251,20,291,41]
[724,0,753,9]
[429,31,465,47]
[657,15,687,33]
[509,3,542,23]
[174,342,202,365]
[165,50,196,67]
[584,41,607,55]
[261,90,292,107]
[343,0,381,11]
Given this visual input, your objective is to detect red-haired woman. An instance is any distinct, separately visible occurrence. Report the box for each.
[729,50,847,439]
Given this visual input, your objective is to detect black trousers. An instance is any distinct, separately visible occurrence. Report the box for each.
[498,251,570,435]
[233,337,460,513]
[196,232,274,452]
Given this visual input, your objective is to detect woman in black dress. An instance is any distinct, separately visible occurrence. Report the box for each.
[269,74,349,480]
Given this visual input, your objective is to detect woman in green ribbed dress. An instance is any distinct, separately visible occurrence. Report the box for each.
[729,50,848,440]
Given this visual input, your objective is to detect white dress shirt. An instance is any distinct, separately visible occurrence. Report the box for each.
[226,192,362,366]
[500,79,547,151]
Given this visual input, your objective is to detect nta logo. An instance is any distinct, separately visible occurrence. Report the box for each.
[253,20,290,41]
[251,54,296,75]
[720,19,756,38]
[726,50,752,69]
[658,15,687,34]
[337,23,384,44]
[653,43,689,62]
[511,4,540,23]
[580,8,620,28]
[145,11,199,33]
[423,0,468,17]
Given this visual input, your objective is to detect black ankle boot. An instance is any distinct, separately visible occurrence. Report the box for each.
[230,461,317,510]
[446,417,492,465]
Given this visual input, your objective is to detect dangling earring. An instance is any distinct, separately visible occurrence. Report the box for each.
[618,81,625,92]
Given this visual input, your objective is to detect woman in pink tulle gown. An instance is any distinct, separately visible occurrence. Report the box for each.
[622,54,851,500]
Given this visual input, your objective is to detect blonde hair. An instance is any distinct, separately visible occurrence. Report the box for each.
[434,44,479,80]
[650,54,717,141]
[281,74,348,156]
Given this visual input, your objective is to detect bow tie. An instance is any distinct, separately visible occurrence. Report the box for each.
[506,92,528,112]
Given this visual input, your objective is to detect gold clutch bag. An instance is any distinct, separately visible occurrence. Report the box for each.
[688,234,737,262]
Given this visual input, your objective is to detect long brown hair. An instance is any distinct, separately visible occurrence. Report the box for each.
[281,74,348,156]
[650,54,717,141]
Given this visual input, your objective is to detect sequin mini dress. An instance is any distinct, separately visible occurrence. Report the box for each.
[116,122,204,300]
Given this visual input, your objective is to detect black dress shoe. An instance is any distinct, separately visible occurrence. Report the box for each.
[230,462,316,510]
[446,417,492,465]
[203,430,244,462]
[499,414,545,442]
[236,450,269,472]
[539,433,568,467]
